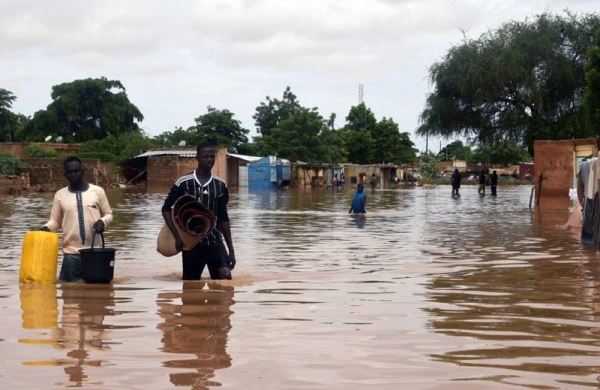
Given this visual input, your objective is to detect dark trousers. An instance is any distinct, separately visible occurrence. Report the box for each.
[181,242,229,280]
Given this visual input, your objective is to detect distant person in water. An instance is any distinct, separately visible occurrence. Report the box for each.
[490,170,498,196]
[370,173,377,190]
[451,168,461,197]
[478,169,486,195]
[349,184,366,214]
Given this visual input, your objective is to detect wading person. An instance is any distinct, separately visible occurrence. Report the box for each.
[490,170,498,197]
[348,184,367,214]
[162,141,236,280]
[39,157,113,282]
[478,169,486,195]
[451,168,461,197]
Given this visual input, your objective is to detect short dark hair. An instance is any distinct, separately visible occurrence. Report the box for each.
[63,156,83,169]
[197,141,216,154]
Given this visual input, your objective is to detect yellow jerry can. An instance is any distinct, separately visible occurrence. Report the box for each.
[19,231,59,284]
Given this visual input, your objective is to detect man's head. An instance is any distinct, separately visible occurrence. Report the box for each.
[357,183,364,192]
[63,156,84,185]
[196,141,217,172]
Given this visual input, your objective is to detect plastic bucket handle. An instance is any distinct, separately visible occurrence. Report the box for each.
[90,229,106,250]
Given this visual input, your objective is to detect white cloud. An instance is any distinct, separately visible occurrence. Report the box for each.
[0,0,599,151]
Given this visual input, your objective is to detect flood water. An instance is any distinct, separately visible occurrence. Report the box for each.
[1,185,600,390]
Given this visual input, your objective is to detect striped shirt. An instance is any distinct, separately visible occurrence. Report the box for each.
[162,170,229,246]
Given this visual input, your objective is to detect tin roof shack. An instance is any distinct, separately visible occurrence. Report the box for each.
[227,153,261,188]
[533,138,599,200]
[248,156,291,190]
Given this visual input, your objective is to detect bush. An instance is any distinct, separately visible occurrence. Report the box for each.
[0,154,29,175]
[75,152,118,162]
[24,144,58,158]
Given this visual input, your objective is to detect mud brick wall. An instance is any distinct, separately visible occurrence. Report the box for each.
[24,158,113,189]
[147,156,197,189]
[0,142,81,158]
[534,139,598,198]
[147,149,228,189]
[0,173,30,194]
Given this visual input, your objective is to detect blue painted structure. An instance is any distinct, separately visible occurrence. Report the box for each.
[248,156,291,190]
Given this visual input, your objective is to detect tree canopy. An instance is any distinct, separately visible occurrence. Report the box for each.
[341,102,417,164]
[18,77,144,142]
[417,11,600,155]
[584,30,600,132]
[251,87,346,163]
[437,140,473,162]
[0,88,18,142]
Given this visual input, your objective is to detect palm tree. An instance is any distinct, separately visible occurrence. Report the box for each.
[0,89,17,141]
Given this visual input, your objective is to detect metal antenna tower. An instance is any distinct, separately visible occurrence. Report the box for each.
[358,84,363,103]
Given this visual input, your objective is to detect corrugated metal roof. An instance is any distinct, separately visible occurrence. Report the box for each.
[134,150,196,158]
[227,153,262,163]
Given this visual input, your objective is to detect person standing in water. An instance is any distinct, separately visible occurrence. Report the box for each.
[161,141,236,280]
[370,173,377,190]
[39,156,113,282]
[349,184,367,214]
[490,170,498,197]
[451,168,462,197]
[478,169,486,195]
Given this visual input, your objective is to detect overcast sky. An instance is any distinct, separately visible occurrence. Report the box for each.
[2,0,600,153]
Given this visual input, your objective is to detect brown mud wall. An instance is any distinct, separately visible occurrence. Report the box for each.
[0,142,81,158]
[0,173,30,195]
[24,158,114,189]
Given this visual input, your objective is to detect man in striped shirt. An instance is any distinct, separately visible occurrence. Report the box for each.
[162,141,236,280]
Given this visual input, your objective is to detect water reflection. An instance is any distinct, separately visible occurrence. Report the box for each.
[20,284,59,331]
[157,282,234,389]
[350,214,366,229]
[425,244,600,386]
[54,284,115,387]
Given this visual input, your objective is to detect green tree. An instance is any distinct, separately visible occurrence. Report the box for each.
[371,118,417,164]
[584,30,600,132]
[0,88,18,142]
[80,132,156,160]
[22,77,144,142]
[341,103,377,164]
[260,108,327,163]
[341,103,417,164]
[438,140,473,162]
[472,140,530,166]
[345,102,377,132]
[417,11,600,155]
[253,86,301,136]
[191,106,249,150]
[419,152,441,179]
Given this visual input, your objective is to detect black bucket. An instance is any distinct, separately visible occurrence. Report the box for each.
[79,231,116,284]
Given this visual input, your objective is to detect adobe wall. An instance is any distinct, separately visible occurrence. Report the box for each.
[0,173,30,195]
[534,139,598,198]
[24,158,114,189]
[147,156,198,189]
[146,148,230,190]
[0,142,81,158]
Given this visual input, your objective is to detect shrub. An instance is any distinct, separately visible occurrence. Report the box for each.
[24,144,58,158]
[75,152,118,162]
[0,154,29,175]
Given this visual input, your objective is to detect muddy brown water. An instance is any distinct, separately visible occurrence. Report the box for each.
[1,185,600,389]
